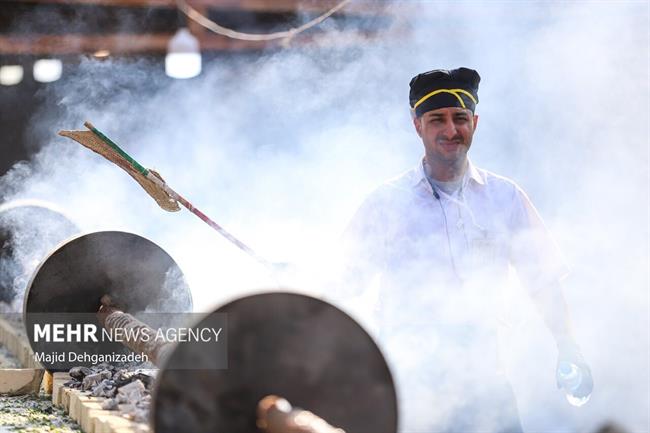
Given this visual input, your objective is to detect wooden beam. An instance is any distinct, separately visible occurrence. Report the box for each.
[8,0,388,14]
[0,34,266,55]
[0,28,389,55]
[187,5,208,38]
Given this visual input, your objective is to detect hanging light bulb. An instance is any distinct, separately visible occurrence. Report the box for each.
[93,49,111,59]
[165,28,201,79]
[33,59,63,83]
[0,65,24,86]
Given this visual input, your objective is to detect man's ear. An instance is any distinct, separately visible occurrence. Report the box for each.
[473,114,479,131]
[413,115,422,138]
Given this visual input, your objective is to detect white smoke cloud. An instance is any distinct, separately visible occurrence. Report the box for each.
[0,1,647,432]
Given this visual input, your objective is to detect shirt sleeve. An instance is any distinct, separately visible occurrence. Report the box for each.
[508,185,570,293]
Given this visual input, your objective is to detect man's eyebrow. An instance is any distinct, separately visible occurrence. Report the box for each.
[427,113,445,119]
[453,112,469,117]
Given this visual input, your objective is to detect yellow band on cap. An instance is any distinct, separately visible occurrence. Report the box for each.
[412,88,478,111]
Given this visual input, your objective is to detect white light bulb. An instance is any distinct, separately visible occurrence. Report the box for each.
[33,59,63,83]
[165,28,202,79]
[0,65,24,86]
[93,49,111,58]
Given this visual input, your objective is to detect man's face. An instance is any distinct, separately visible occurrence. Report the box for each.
[413,107,479,165]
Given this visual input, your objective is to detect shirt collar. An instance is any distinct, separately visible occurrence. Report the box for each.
[466,159,485,185]
[412,157,485,188]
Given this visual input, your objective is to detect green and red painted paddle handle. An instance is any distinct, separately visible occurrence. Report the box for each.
[84,121,272,269]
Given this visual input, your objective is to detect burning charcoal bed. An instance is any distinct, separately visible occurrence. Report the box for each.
[63,363,156,423]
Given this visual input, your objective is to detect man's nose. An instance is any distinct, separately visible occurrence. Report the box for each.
[440,120,458,138]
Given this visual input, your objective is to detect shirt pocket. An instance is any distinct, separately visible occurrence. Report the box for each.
[466,229,509,270]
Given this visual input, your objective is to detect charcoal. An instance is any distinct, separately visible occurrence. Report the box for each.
[118,403,136,413]
[81,373,103,391]
[69,366,93,380]
[102,398,119,410]
[112,369,132,387]
[117,396,150,423]
[130,372,154,388]
[63,380,79,388]
[117,379,146,401]
[130,407,149,423]
[64,363,155,422]
[112,368,155,388]
[96,362,115,372]
[91,379,116,398]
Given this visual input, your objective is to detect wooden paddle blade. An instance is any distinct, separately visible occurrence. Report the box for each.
[59,129,181,212]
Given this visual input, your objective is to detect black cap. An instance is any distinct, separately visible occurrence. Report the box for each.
[409,67,480,117]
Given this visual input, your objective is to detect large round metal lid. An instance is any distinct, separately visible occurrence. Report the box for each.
[152,292,398,433]
[23,230,192,371]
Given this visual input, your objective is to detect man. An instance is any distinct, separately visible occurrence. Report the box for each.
[340,68,593,432]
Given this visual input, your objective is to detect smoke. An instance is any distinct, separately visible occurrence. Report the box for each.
[0,200,80,311]
[1,1,648,432]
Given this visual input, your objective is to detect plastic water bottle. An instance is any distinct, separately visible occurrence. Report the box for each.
[558,361,591,407]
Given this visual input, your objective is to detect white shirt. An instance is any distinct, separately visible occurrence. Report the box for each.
[343,158,568,297]
[340,158,567,431]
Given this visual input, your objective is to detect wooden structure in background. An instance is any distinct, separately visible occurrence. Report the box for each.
[0,0,400,55]
[0,0,408,177]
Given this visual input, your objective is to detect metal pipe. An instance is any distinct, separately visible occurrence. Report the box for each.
[257,395,346,433]
[96,295,172,367]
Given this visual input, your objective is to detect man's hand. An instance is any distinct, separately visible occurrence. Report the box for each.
[556,338,594,401]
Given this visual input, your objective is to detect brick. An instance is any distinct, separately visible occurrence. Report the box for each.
[0,368,43,395]
[69,391,82,422]
[52,372,71,407]
[77,394,106,432]
[42,371,53,394]
[61,387,72,411]
[0,316,39,370]
[83,406,111,433]
[94,415,134,433]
